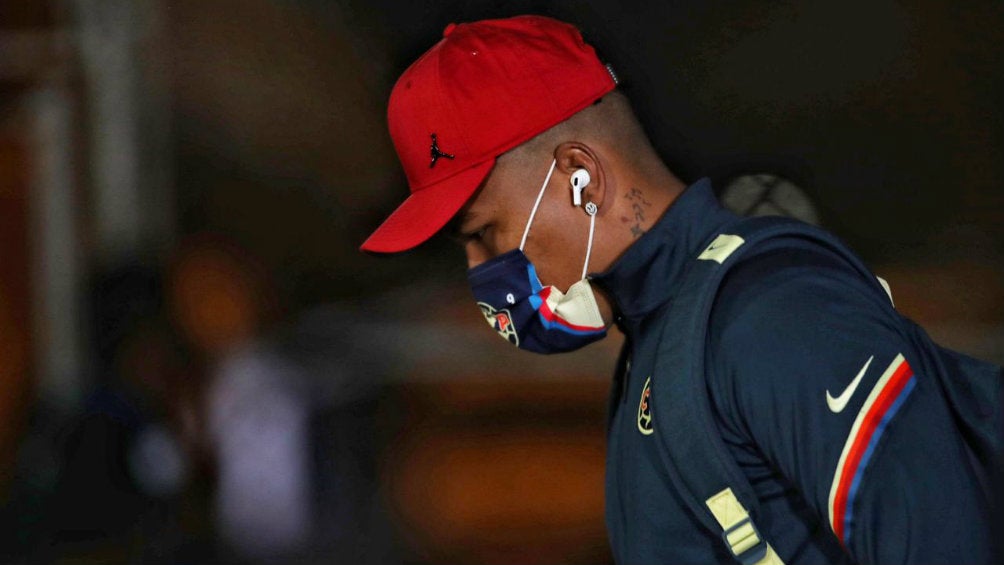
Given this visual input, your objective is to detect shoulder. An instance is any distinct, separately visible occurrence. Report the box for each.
[713,238,889,328]
[708,237,897,355]
[704,238,904,436]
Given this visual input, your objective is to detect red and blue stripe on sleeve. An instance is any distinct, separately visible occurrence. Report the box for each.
[827,353,917,547]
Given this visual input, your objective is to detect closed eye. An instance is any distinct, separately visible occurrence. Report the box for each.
[446,209,481,243]
[458,226,487,243]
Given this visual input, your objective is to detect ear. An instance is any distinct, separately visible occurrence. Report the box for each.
[554,142,607,213]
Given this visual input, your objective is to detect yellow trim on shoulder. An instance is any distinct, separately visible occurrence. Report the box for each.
[698,234,745,264]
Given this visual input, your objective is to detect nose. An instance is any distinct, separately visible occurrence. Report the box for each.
[464,241,490,270]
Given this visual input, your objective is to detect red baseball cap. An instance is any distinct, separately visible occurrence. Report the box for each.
[360,15,617,253]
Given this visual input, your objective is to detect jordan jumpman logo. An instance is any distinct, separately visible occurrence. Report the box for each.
[429,133,455,168]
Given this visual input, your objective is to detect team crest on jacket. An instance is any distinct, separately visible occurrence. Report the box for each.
[637,376,654,435]
[478,302,518,346]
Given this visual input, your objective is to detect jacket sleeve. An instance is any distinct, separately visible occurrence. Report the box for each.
[706,244,995,565]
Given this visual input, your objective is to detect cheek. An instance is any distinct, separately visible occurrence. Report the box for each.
[534,248,583,290]
[485,215,525,256]
[463,223,525,270]
[523,217,588,290]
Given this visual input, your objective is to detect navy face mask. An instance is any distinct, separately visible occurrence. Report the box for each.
[467,160,608,354]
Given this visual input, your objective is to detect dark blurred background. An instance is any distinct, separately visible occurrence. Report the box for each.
[0,1,1001,564]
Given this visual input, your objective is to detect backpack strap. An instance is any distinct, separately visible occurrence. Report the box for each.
[649,216,888,565]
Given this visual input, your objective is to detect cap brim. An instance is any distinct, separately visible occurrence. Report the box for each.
[360,159,496,253]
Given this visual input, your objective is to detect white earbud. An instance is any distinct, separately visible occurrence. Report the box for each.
[570,169,591,206]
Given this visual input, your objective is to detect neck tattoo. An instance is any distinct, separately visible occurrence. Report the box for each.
[624,187,652,239]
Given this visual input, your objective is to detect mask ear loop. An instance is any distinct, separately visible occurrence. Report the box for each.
[519,159,557,252]
[582,202,598,279]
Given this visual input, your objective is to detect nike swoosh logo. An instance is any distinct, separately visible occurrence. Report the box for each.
[826,355,875,413]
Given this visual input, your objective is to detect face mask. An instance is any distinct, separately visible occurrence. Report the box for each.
[467,159,608,354]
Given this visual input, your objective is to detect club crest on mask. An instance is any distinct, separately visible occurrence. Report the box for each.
[478,302,519,347]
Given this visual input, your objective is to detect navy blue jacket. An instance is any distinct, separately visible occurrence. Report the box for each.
[592,180,1001,565]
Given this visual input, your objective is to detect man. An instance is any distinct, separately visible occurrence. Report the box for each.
[361,15,1002,565]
